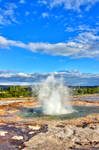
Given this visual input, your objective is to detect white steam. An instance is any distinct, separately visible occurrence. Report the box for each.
[38,75,74,115]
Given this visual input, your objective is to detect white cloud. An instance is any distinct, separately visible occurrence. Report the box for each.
[0,70,99,86]
[0,32,99,58]
[0,73,12,78]
[0,36,26,48]
[38,0,47,5]
[65,25,98,33]
[38,0,99,12]
[48,0,99,11]
[0,3,18,25]
[42,12,49,18]
[0,70,17,77]
[17,73,32,77]
[20,0,25,4]
[0,82,31,85]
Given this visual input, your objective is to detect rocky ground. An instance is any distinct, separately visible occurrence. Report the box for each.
[23,117,99,150]
[0,97,99,150]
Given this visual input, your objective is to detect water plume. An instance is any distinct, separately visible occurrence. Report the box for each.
[38,75,74,115]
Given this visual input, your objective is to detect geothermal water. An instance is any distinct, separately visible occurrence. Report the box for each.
[38,75,74,115]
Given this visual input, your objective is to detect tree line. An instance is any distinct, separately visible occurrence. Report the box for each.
[0,86,99,98]
[73,86,99,95]
[0,86,33,98]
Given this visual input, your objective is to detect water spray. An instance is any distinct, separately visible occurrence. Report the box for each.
[38,75,74,115]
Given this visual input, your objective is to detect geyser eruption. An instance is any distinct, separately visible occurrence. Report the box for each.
[38,75,74,115]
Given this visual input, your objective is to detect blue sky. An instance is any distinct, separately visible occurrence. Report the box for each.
[0,0,99,74]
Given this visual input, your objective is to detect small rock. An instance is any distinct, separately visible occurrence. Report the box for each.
[75,141,82,146]
[0,130,8,136]
[28,125,40,130]
[0,123,6,126]
[29,131,35,135]
[12,135,23,140]
[89,124,97,129]
[56,125,65,128]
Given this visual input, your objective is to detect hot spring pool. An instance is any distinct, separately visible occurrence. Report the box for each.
[19,105,99,120]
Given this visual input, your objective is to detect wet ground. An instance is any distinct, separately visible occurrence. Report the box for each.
[20,105,99,120]
[73,95,99,101]
[0,122,48,150]
[0,96,99,150]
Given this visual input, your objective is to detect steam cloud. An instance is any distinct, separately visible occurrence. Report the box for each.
[38,75,74,115]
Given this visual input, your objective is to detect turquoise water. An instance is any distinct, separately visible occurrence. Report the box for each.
[20,105,99,120]
[73,96,99,101]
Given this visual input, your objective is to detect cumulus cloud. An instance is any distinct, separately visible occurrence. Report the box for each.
[0,70,99,86]
[0,73,12,78]
[0,31,99,58]
[0,82,31,85]
[17,73,32,77]
[0,36,26,48]
[0,70,18,78]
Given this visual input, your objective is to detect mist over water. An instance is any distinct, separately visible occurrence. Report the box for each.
[38,75,74,115]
